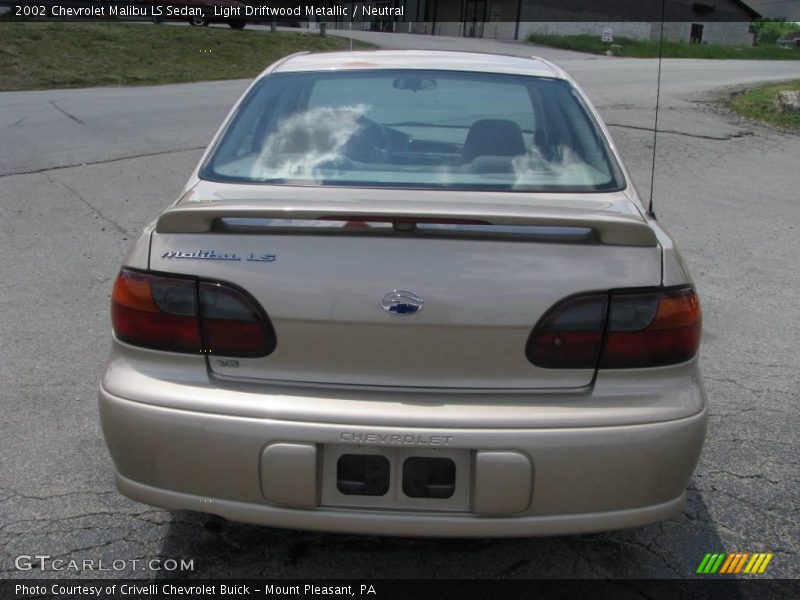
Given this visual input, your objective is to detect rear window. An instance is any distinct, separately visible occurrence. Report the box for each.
[200,69,625,193]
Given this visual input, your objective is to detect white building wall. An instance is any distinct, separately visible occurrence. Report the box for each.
[519,21,753,45]
[481,21,519,39]
[702,22,754,45]
[519,21,655,41]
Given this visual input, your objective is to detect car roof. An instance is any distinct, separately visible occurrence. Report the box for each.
[268,50,565,79]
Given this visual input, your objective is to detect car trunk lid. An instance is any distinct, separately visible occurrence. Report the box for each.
[147,185,661,390]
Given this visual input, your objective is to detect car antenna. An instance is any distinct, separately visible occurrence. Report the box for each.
[648,0,666,219]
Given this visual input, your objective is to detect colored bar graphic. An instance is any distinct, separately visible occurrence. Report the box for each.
[734,553,750,573]
[758,554,773,574]
[697,553,714,574]
[744,553,774,574]
[720,553,738,574]
[746,554,764,573]
[697,552,772,575]
[719,554,736,574]
[711,553,726,573]
[697,553,727,574]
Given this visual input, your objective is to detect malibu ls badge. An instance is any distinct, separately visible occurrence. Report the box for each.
[162,250,275,262]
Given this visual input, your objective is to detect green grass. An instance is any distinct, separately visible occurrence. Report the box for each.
[527,33,800,60]
[0,22,371,91]
[726,80,800,131]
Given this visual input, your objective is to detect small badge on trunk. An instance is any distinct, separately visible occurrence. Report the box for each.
[160,250,275,263]
[381,290,424,315]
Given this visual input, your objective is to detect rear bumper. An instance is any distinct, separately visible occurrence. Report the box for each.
[99,385,707,537]
[117,473,687,538]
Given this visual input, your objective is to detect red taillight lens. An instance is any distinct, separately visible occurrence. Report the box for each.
[112,270,201,353]
[526,294,608,369]
[111,269,275,357]
[600,287,701,368]
[199,282,276,357]
[527,287,701,370]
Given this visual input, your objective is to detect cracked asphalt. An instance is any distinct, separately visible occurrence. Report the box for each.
[0,30,798,580]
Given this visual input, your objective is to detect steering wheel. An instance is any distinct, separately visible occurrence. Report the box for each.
[344,117,392,163]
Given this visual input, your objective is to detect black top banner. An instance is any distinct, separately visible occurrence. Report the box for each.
[0,0,763,23]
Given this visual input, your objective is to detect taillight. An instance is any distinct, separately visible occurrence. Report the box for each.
[601,287,701,368]
[199,282,275,357]
[111,269,275,357]
[527,287,701,370]
[112,270,201,353]
[526,294,608,369]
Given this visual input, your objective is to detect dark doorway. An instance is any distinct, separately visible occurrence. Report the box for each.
[463,0,486,37]
[690,23,704,44]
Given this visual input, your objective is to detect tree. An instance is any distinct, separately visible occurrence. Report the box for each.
[751,18,796,45]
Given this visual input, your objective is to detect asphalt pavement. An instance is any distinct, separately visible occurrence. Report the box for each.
[0,29,798,580]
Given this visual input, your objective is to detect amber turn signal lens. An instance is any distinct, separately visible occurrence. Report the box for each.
[111,269,276,358]
[528,286,701,370]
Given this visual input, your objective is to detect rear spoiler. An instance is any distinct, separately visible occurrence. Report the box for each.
[155,202,658,247]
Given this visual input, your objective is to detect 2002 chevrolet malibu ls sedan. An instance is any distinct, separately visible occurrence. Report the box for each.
[99,50,707,536]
